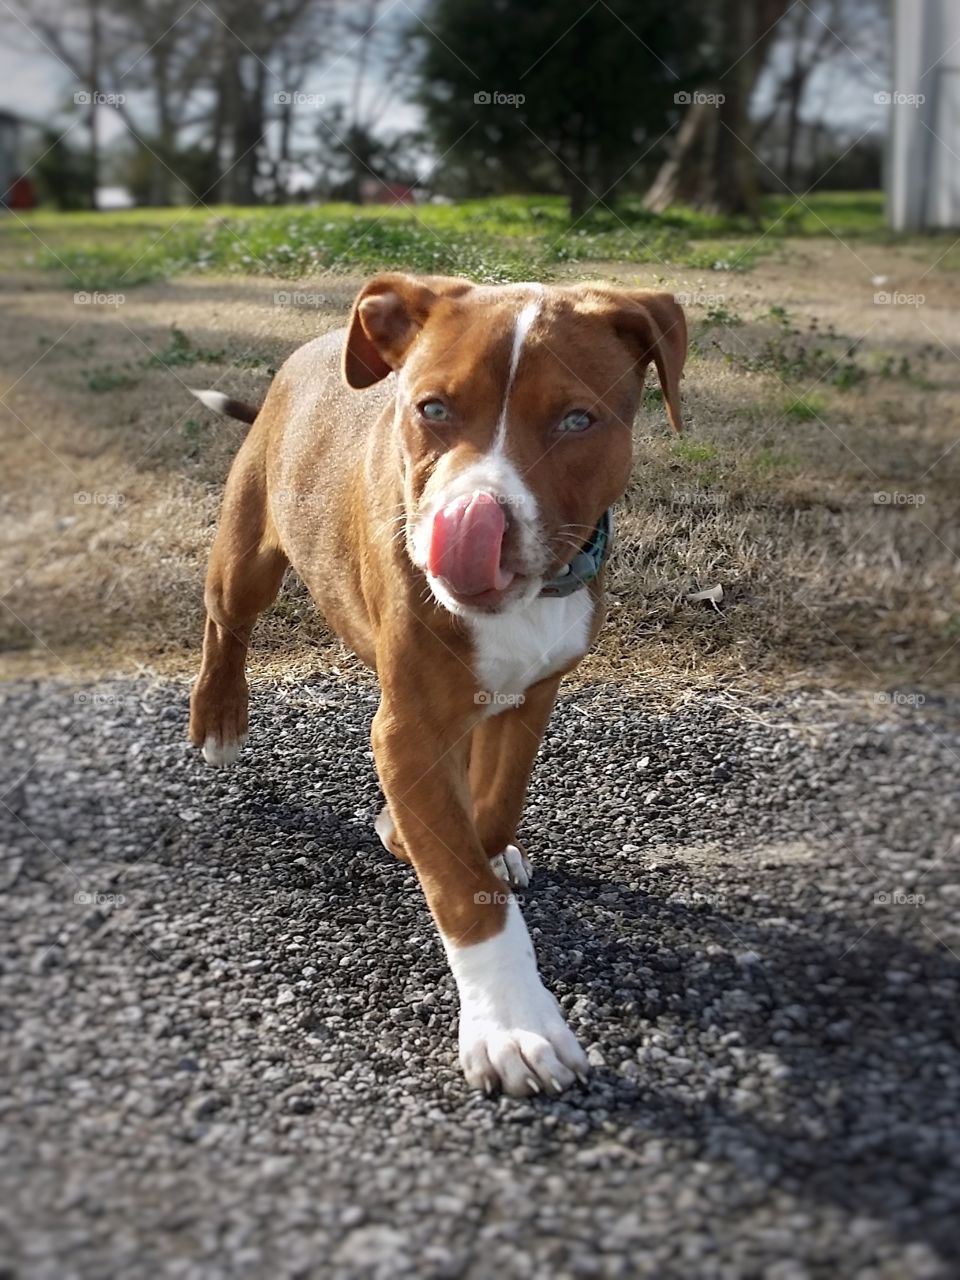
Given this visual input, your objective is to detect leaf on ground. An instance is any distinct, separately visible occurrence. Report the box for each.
[686,583,724,612]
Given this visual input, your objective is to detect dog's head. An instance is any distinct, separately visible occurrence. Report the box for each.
[343,273,686,616]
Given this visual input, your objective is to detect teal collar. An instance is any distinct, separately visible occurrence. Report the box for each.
[539,510,612,598]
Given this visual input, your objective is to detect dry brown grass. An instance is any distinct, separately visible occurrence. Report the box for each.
[1,241,958,704]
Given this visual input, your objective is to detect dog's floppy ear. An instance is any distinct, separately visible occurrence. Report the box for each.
[342,273,473,389]
[608,290,687,433]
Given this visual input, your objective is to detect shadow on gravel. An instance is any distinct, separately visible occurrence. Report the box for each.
[534,867,960,1259]
[4,676,958,1270]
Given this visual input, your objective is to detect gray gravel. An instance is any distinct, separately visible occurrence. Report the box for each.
[1,674,959,1280]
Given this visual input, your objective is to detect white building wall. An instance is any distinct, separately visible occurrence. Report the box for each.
[889,0,960,230]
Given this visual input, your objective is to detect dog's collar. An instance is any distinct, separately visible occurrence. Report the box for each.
[539,510,612,598]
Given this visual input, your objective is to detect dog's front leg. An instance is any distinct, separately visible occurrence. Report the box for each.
[469,673,563,888]
[371,668,588,1097]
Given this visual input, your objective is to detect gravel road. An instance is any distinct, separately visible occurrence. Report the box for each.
[1,674,958,1279]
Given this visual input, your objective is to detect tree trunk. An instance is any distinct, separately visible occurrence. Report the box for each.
[88,0,101,209]
[782,6,812,191]
[643,100,713,211]
[237,61,266,203]
[153,45,175,206]
[226,47,259,203]
[207,25,229,203]
[564,124,594,220]
[567,179,591,219]
[276,93,294,202]
[643,0,789,217]
[783,66,810,190]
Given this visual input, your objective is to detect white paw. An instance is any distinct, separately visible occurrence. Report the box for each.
[460,995,589,1097]
[446,898,588,1097]
[202,734,244,767]
[490,843,531,889]
[374,803,395,851]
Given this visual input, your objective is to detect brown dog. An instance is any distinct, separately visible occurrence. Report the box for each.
[189,274,686,1096]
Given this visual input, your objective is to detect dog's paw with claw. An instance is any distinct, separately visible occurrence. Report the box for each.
[490,843,531,888]
[459,987,589,1097]
[202,734,246,767]
[189,679,248,768]
[449,897,587,1096]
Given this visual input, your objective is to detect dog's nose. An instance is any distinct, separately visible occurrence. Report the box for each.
[428,491,515,597]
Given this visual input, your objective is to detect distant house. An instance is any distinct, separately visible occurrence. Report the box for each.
[359,177,419,205]
[889,0,960,229]
[0,110,21,205]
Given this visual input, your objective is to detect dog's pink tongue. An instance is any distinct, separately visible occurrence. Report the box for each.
[428,492,514,597]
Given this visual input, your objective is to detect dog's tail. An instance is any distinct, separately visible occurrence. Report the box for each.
[189,388,260,425]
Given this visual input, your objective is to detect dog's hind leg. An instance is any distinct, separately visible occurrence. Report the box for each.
[373,802,411,863]
[189,420,287,766]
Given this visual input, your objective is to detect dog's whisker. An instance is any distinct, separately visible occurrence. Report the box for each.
[556,523,599,537]
[376,513,408,536]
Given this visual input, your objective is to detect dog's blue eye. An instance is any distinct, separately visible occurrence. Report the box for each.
[558,409,594,433]
[420,399,449,422]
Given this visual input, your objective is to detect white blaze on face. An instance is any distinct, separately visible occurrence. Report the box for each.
[493,287,543,454]
[411,286,549,610]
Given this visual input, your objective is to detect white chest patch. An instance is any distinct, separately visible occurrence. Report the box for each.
[469,590,595,713]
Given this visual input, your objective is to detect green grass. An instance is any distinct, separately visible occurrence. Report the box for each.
[783,392,827,421]
[146,326,227,368]
[1,191,944,291]
[82,325,240,393]
[712,306,871,390]
[759,191,888,237]
[751,447,798,474]
[84,367,139,393]
[702,303,743,327]
[673,440,718,463]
